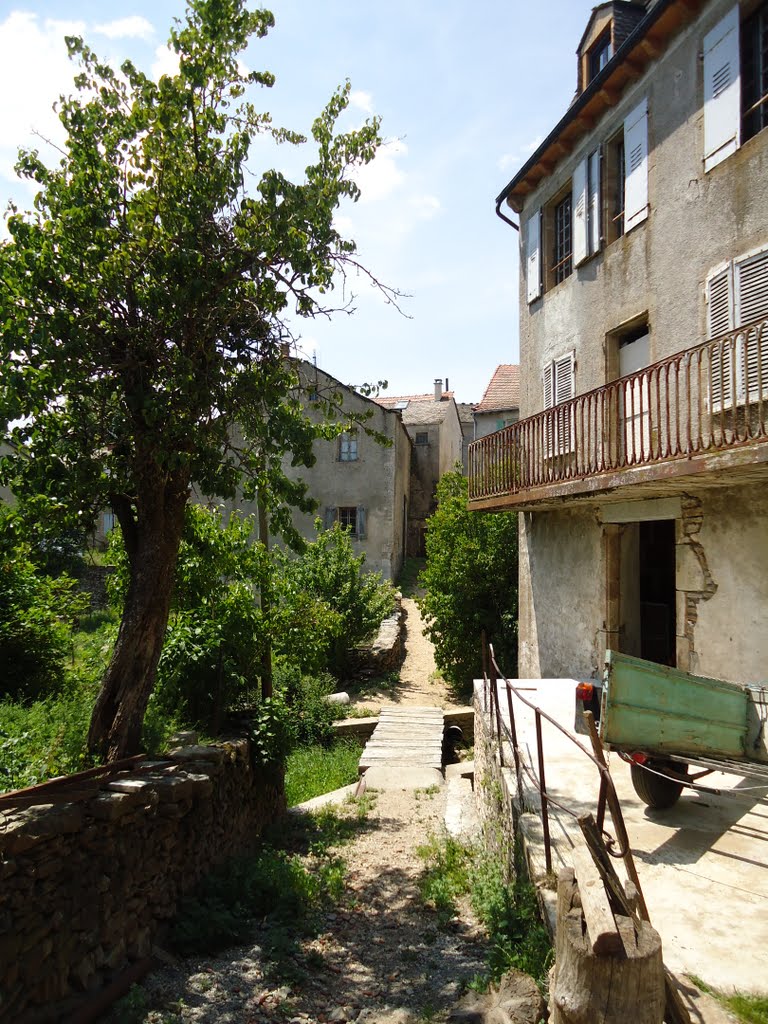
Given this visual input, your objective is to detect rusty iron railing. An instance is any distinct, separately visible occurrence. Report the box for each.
[482,638,649,919]
[469,318,768,501]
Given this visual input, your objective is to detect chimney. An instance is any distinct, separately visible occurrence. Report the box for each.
[434,378,443,401]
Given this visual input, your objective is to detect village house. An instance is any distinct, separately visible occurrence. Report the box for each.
[469,0,768,684]
[473,364,520,440]
[376,380,463,555]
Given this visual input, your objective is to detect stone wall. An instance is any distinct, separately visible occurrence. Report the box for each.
[0,739,285,1023]
[348,595,404,676]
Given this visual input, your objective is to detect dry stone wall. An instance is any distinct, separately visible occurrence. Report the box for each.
[0,738,285,1023]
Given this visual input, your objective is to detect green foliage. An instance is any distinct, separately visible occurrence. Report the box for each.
[0,506,89,702]
[285,739,363,806]
[275,522,394,675]
[109,505,267,731]
[0,0,395,756]
[417,834,473,927]
[419,471,518,695]
[272,662,338,746]
[691,977,768,1024]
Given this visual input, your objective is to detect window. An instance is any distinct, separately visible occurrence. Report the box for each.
[339,430,358,461]
[325,505,367,539]
[707,244,768,409]
[414,431,429,445]
[553,193,573,284]
[588,30,612,82]
[603,132,626,243]
[704,4,768,171]
[543,352,575,455]
[742,1,768,143]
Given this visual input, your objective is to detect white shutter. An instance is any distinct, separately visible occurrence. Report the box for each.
[324,506,337,530]
[707,264,735,411]
[554,353,575,404]
[624,98,649,232]
[734,246,768,401]
[703,6,741,173]
[554,353,575,455]
[588,148,601,256]
[527,209,542,303]
[572,158,589,267]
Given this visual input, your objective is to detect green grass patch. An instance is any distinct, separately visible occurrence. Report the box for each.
[397,557,425,597]
[691,976,768,1024]
[284,738,363,806]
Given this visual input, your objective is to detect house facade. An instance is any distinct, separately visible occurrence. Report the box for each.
[377,380,463,555]
[469,0,768,684]
[219,361,412,581]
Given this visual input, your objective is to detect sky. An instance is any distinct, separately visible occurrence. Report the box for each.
[0,0,591,404]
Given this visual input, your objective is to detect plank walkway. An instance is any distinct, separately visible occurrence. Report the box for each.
[358,706,444,774]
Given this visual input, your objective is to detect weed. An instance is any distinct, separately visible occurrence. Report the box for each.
[112,984,147,1024]
[417,835,472,927]
[691,976,768,1024]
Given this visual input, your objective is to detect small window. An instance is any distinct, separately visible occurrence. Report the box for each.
[339,430,358,462]
[588,30,612,82]
[604,131,626,243]
[742,1,768,143]
[553,193,573,285]
[338,506,358,536]
[415,431,429,445]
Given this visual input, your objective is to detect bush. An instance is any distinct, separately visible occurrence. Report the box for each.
[0,506,88,702]
[273,663,337,747]
[274,522,394,676]
[419,471,518,694]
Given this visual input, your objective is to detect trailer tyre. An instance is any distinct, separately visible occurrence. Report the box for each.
[630,760,684,809]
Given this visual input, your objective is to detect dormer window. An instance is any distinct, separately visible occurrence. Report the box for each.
[589,30,613,81]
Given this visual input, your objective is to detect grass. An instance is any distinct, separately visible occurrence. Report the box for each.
[284,738,364,806]
[691,976,768,1024]
[417,833,552,990]
[397,557,425,598]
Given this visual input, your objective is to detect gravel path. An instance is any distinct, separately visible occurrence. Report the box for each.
[111,597,485,1024]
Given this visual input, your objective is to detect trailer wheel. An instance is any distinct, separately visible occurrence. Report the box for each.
[630,760,684,809]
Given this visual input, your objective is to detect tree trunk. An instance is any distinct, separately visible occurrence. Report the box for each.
[87,490,187,762]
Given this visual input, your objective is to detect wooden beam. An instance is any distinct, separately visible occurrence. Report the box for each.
[639,37,662,60]
[571,845,622,955]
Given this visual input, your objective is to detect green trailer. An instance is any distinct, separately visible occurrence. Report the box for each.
[599,651,768,809]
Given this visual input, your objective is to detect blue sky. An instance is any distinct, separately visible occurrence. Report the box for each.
[0,1,590,403]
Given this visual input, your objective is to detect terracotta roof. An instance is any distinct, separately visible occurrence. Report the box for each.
[375,392,457,427]
[475,365,520,414]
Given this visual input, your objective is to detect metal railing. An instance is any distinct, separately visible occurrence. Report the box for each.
[469,318,768,502]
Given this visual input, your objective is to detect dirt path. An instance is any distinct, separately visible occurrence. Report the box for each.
[114,592,487,1024]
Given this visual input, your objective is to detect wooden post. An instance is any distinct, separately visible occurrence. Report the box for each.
[550,862,665,1024]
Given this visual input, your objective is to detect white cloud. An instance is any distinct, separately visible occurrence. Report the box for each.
[152,44,180,80]
[349,90,373,114]
[333,213,355,235]
[409,194,441,220]
[497,133,543,171]
[352,138,407,203]
[0,13,84,186]
[93,16,154,41]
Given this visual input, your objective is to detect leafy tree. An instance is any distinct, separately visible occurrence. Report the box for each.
[0,1,394,759]
[274,522,394,676]
[419,471,518,693]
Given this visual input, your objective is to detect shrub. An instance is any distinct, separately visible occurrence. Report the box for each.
[419,471,518,694]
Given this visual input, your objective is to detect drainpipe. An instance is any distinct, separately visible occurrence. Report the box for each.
[495,195,520,232]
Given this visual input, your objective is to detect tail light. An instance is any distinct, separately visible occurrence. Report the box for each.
[630,752,648,765]
[576,682,594,702]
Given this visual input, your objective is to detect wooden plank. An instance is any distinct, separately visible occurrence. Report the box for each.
[571,845,622,955]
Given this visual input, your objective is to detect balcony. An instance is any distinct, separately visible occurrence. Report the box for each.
[468,319,768,511]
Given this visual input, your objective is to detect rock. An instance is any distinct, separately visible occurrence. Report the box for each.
[448,969,546,1024]
[326,692,351,705]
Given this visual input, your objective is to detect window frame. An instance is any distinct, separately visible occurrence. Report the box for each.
[338,506,358,536]
[552,191,574,285]
[414,431,429,446]
[339,429,358,462]
[742,0,768,143]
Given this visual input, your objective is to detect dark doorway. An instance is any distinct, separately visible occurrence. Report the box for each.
[638,520,676,666]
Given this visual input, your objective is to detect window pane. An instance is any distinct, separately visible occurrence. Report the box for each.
[554,194,573,284]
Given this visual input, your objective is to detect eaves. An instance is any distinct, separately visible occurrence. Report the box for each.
[497,0,707,214]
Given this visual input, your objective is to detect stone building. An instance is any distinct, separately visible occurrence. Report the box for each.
[221,361,412,581]
[377,380,464,555]
[473,364,520,440]
[469,0,768,683]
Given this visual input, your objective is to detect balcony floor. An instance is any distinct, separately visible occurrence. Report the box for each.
[468,436,768,512]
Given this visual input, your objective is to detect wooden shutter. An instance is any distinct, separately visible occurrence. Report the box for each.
[707,264,735,411]
[703,6,741,173]
[543,362,554,457]
[734,245,768,401]
[356,506,367,540]
[527,209,542,303]
[324,506,337,530]
[588,148,601,256]
[624,98,649,232]
[572,158,589,267]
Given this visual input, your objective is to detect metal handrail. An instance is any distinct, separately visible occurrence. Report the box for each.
[469,318,768,501]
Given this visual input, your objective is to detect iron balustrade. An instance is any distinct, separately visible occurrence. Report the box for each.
[469,318,768,502]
